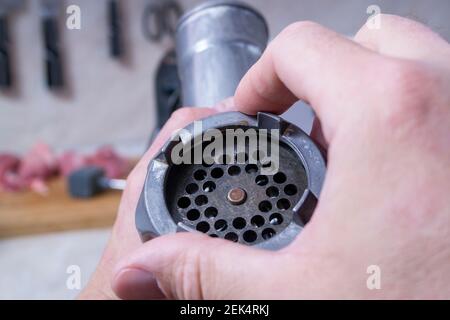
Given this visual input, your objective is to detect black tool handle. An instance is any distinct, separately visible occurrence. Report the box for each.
[108,0,122,58]
[0,15,12,88]
[42,17,64,89]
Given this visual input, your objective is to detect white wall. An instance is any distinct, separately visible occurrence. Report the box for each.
[0,0,448,155]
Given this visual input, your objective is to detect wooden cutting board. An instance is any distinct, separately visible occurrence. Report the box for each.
[0,178,122,238]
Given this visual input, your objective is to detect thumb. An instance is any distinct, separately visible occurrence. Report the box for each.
[112,232,285,300]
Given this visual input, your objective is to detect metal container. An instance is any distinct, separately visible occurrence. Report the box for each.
[176,0,269,107]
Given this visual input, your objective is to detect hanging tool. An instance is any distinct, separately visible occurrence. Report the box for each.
[40,0,64,90]
[143,0,183,144]
[142,0,182,43]
[108,0,124,58]
[149,49,181,144]
[0,0,24,89]
[0,11,11,88]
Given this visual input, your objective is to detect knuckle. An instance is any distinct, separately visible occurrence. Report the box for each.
[270,21,328,67]
[388,61,432,95]
[283,20,320,34]
[171,248,209,299]
[170,107,193,122]
[275,21,324,45]
[170,242,230,300]
[280,20,322,36]
[378,60,437,128]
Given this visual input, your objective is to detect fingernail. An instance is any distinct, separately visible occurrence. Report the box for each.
[113,268,165,300]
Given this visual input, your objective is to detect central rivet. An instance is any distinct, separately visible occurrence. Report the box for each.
[227,188,247,205]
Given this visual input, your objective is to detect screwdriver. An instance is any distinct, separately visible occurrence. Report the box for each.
[68,166,126,199]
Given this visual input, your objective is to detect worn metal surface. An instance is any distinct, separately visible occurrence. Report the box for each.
[176,0,269,106]
[136,112,326,250]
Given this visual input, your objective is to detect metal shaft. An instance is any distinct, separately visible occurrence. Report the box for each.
[175,0,269,107]
[98,176,126,191]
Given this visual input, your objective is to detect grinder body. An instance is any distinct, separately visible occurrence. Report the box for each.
[136,1,326,249]
[176,1,269,106]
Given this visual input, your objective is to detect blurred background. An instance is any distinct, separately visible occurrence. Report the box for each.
[0,0,449,299]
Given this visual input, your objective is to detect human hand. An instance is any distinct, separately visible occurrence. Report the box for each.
[78,107,217,299]
[112,14,450,299]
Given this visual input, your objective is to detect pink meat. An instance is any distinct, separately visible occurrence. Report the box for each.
[0,143,59,194]
[18,143,59,183]
[0,154,20,176]
[0,154,21,192]
[85,146,129,179]
[1,143,129,194]
[59,146,129,179]
[15,143,59,195]
[58,151,87,177]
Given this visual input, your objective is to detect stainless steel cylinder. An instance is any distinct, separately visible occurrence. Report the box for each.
[176,1,269,107]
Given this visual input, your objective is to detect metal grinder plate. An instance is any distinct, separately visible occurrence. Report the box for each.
[136,112,326,250]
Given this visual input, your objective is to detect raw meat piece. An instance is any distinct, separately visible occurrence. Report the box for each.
[0,143,130,194]
[58,151,87,177]
[0,154,21,192]
[85,146,129,179]
[18,143,59,182]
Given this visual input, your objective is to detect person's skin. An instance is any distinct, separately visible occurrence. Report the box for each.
[79,14,450,299]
